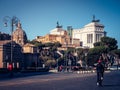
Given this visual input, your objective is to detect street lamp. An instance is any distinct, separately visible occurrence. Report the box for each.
[65,38,68,72]
[84,51,88,68]
[3,16,19,66]
[74,49,78,66]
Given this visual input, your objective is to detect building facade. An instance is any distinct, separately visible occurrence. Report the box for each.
[36,22,72,45]
[72,17,106,48]
[23,43,38,54]
[0,40,23,68]
[22,43,40,69]
[35,22,81,48]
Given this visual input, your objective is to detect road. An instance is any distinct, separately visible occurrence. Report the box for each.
[0,71,120,90]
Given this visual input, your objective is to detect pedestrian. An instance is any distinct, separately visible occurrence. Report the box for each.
[96,58,105,86]
[59,65,63,72]
[8,63,13,78]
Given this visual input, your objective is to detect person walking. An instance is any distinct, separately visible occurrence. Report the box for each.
[96,59,105,86]
[8,63,13,78]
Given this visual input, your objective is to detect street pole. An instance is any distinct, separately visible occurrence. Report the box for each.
[85,52,88,68]
[11,18,13,65]
[4,16,19,67]
[57,59,58,71]
[74,49,78,66]
[65,38,68,72]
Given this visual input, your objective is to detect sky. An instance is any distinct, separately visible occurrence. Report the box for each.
[0,0,120,48]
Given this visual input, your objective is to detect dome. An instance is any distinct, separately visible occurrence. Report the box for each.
[13,22,27,46]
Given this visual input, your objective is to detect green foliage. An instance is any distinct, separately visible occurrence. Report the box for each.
[29,36,119,68]
[35,42,62,68]
[112,49,120,58]
[101,36,118,51]
[89,46,106,55]
[44,42,53,47]
[89,36,118,66]
[94,36,118,52]
[44,42,62,51]
[29,40,43,47]
[76,48,84,59]
[0,32,11,40]
[57,57,65,66]
[76,48,83,54]
[45,59,56,67]
[67,47,75,54]
[94,42,103,47]
[87,46,106,66]
[54,42,62,47]
[54,43,61,50]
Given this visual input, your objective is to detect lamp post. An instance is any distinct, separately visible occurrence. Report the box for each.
[56,59,58,71]
[65,38,68,72]
[3,16,19,67]
[84,48,88,69]
[85,52,88,67]
[74,49,78,66]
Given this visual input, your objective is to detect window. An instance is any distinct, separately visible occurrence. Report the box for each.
[80,42,83,46]
[96,34,102,42]
[87,34,93,43]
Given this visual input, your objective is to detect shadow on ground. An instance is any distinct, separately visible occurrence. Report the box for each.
[0,72,53,80]
[103,84,120,87]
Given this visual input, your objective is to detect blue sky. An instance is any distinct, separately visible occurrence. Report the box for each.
[0,0,120,48]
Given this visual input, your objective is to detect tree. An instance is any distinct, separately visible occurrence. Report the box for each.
[94,42,103,47]
[94,36,118,52]
[29,40,42,47]
[45,59,56,68]
[112,49,120,58]
[38,42,62,68]
[0,32,11,40]
[89,46,106,55]
[91,36,118,66]
[101,37,118,51]
[87,46,104,66]
[44,42,61,51]
[54,42,62,47]
[76,48,84,61]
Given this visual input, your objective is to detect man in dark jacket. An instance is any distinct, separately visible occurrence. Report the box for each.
[96,60,105,86]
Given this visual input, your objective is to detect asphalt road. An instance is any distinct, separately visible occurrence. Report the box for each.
[0,71,120,90]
